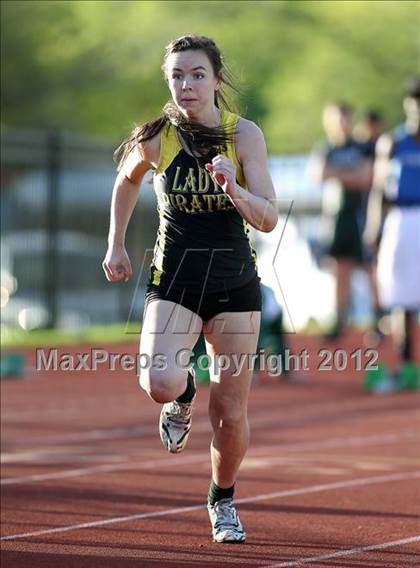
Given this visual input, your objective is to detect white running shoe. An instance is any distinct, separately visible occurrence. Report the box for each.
[159,374,196,454]
[207,498,246,543]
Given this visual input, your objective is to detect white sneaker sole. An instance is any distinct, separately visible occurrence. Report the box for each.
[159,416,191,453]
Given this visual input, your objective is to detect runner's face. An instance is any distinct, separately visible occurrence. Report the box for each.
[166,50,220,117]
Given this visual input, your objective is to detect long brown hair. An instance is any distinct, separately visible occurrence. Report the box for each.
[114,34,240,170]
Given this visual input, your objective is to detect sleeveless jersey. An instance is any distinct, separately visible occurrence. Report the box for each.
[149,110,258,293]
[386,125,420,206]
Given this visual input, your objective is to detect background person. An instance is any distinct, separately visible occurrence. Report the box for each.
[355,109,387,340]
[311,102,374,339]
[364,77,420,390]
[355,109,385,153]
[255,283,289,381]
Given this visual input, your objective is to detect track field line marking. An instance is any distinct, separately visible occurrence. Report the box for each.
[1,470,419,541]
[0,452,210,485]
[259,534,420,567]
[4,398,418,448]
[2,430,418,485]
[242,450,420,471]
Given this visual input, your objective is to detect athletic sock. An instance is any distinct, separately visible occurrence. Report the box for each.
[208,480,235,506]
[176,371,196,404]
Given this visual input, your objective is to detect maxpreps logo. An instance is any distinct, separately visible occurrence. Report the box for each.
[35,348,167,373]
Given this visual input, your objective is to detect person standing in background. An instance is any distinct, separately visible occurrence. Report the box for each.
[356,110,385,155]
[311,103,374,339]
[355,109,387,341]
[364,77,420,390]
[255,282,288,381]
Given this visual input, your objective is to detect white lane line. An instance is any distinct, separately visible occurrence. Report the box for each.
[2,430,418,486]
[0,418,212,462]
[0,452,210,485]
[1,470,419,542]
[1,414,215,454]
[4,398,417,448]
[260,535,420,568]
[2,423,175,446]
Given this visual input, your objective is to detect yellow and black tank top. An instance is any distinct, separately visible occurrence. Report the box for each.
[149,110,258,293]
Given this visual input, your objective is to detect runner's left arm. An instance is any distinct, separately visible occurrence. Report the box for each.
[206,120,278,233]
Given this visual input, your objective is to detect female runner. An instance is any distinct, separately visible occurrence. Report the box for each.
[103,34,278,542]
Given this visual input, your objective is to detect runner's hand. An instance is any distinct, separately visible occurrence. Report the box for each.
[102,244,132,282]
[205,155,236,195]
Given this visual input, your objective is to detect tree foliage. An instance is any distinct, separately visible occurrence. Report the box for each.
[2,0,419,152]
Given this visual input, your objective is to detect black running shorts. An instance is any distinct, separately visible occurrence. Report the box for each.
[144,276,262,322]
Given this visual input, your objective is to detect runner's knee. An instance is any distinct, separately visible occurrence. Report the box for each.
[139,367,187,403]
[209,398,247,429]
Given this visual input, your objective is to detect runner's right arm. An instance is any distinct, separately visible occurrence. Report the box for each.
[102,137,159,282]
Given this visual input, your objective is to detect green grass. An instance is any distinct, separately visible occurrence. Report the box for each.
[1,323,141,349]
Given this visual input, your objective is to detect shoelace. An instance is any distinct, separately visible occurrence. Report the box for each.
[165,401,192,425]
[213,500,240,530]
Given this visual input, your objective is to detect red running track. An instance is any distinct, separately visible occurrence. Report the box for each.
[1,332,420,567]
